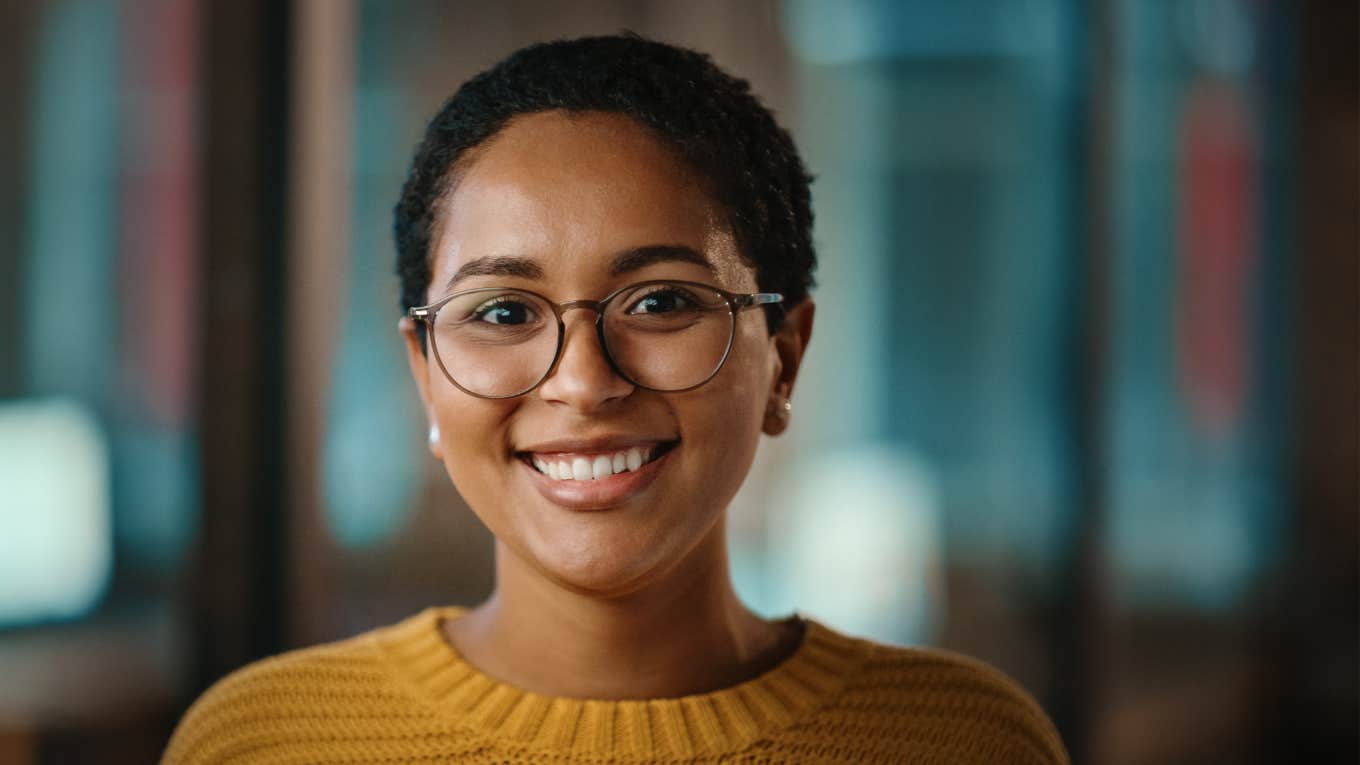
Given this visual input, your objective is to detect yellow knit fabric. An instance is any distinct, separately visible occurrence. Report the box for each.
[164,606,1069,764]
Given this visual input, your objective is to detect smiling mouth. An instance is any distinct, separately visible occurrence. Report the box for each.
[516,440,679,481]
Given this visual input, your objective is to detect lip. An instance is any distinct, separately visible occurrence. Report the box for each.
[519,441,675,511]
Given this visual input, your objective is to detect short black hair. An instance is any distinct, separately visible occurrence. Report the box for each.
[394,33,816,333]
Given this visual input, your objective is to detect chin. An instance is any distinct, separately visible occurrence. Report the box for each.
[526,533,672,598]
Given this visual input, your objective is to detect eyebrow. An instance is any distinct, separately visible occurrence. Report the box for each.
[444,255,544,292]
[443,245,715,293]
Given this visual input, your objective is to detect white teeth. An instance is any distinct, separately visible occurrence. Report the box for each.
[591,455,613,479]
[531,444,664,480]
[571,457,591,481]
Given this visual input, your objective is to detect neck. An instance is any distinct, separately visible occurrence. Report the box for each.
[444,523,798,700]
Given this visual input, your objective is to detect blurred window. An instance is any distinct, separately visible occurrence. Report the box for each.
[0,0,199,629]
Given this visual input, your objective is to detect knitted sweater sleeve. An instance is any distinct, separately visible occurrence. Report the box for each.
[829,641,1070,765]
[159,636,448,765]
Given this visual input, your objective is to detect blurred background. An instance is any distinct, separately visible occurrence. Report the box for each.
[0,0,1354,763]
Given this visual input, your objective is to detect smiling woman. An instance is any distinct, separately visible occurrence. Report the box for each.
[163,34,1068,764]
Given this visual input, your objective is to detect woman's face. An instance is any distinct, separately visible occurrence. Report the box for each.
[402,111,805,597]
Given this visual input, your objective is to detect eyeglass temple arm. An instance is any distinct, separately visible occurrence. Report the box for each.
[408,299,452,320]
[734,292,783,309]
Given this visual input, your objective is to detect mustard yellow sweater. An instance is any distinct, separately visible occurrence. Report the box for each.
[164,606,1068,764]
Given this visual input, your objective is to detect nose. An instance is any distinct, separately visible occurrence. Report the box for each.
[535,310,634,411]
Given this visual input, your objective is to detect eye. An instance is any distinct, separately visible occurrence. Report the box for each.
[471,295,539,325]
[626,286,698,315]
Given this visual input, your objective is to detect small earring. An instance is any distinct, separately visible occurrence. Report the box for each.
[428,424,440,447]
[767,396,792,421]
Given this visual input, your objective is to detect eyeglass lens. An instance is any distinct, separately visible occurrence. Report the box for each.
[428,281,735,397]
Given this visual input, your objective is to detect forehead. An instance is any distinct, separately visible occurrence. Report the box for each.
[429,111,754,295]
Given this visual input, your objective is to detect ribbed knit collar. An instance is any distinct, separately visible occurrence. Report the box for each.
[372,605,871,760]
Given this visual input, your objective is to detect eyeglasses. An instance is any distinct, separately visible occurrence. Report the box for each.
[408,279,783,399]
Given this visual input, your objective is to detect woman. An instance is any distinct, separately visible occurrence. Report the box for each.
[166,35,1069,764]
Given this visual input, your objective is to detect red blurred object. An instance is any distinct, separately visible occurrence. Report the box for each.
[117,0,199,426]
[1175,78,1257,441]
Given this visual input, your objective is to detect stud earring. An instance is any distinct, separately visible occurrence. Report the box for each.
[428,424,440,447]
[767,396,792,421]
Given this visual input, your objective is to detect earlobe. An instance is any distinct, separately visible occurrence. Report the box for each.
[762,392,792,436]
[762,299,814,437]
[399,317,443,459]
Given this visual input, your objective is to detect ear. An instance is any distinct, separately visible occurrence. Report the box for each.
[399,317,444,460]
[762,298,815,436]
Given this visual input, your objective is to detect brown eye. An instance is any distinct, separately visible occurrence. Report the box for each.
[472,296,539,325]
[625,287,698,315]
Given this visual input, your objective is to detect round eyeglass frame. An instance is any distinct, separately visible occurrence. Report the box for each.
[408,279,784,399]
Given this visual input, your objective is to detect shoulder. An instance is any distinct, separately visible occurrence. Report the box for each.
[825,629,1071,765]
[161,611,432,764]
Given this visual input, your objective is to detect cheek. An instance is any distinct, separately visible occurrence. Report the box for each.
[678,326,770,484]
[430,391,515,502]
[723,317,775,407]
